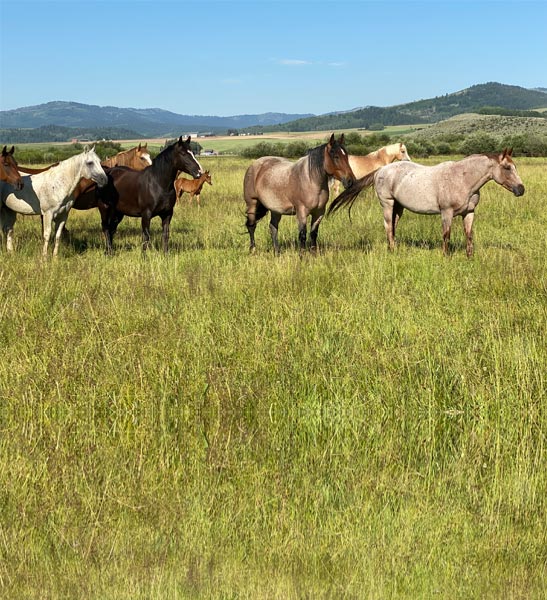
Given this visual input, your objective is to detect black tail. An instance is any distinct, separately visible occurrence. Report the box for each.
[327,170,378,218]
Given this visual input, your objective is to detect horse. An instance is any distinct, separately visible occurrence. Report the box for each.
[0,146,107,256]
[174,170,212,206]
[330,142,410,195]
[328,148,525,257]
[244,133,360,255]
[97,136,203,253]
[1,146,24,190]
[17,144,151,176]
[101,143,152,168]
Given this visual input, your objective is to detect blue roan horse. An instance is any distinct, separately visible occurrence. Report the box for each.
[244,134,358,255]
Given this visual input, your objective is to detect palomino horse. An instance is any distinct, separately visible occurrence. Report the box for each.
[328,149,525,257]
[97,136,203,253]
[330,142,410,195]
[102,143,152,168]
[244,133,359,255]
[1,146,23,190]
[174,170,212,206]
[0,147,107,256]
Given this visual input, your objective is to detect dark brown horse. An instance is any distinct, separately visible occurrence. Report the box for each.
[96,136,203,253]
[1,146,23,190]
[244,134,358,255]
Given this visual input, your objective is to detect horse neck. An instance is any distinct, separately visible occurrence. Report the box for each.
[49,154,89,196]
[459,155,495,190]
[151,147,179,186]
[304,146,329,188]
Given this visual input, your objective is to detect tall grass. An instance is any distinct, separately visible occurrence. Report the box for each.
[1,156,546,598]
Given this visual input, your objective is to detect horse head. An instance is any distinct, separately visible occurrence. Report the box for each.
[82,147,108,188]
[1,145,24,190]
[204,170,212,186]
[173,136,203,179]
[398,143,411,161]
[136,143,152,167]
[493,148,525,197]
[324,133,355,189]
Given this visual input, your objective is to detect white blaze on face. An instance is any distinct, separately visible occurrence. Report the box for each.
[188,149,204,175]
[142,152,152,166]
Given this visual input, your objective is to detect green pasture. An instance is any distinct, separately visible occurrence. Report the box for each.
[1,156,546,598]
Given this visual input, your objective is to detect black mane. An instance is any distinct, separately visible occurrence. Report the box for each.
[307,143,328,180]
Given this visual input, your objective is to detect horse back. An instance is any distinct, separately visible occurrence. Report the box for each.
[108,166,175,217]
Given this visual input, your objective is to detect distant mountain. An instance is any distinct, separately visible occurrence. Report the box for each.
[257,83,547,132]
[0,101,314,138]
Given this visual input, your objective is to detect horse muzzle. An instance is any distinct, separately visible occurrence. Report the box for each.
[95,173,109,188]
[342,177,354,189]
[513,184,525,197]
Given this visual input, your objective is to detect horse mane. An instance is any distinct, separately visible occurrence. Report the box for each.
[307,143,328,179]
[150,142,176,177]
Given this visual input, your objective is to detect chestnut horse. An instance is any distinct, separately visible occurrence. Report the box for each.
[328,149,525,257]
[244,134,359,255]
[101,143,152,168]
[1,146,23,190]
[330,142,410,195]
[174,170,212,206]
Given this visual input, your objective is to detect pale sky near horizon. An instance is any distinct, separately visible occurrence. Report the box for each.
[1,0,546,117]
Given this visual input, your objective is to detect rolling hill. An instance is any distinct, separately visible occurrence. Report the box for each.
[255,83,547,132]
[1,83,546,143]
[0,101,313,138]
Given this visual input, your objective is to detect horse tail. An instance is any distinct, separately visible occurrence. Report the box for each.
[327,170,378,218]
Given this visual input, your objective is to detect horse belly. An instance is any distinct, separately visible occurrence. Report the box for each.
[2,186,41,215]
[260,189,296,215]
[386,176,440,215]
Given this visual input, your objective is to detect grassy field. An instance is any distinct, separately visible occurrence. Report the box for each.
[1,155,546,598]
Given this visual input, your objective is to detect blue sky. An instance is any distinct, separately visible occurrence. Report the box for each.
[1,0,546,117]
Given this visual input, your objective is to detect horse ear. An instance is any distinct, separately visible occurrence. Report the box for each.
[1,146,6,155]
[83,144,89,152]
[178,136,183,144]
[143,142,147,148]
[339,133,345,145]
[186,136,191,144]
[507,147,513,156]
[9,146,15,155]
[138,143,142,150]
[328,133,335,146]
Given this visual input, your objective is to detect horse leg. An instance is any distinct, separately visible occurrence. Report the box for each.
[269,212,282,256]
[100,205,121,254]
[41,212,53,257]
[440,209,454,256]
[0,205,16,252]
[309,210,325,254]
[141,212,152,252]
[52,217,67,257]
[296,208,308,255]
[382,202,396,251]
[245,198,267,254]
[462,211,475,258]
[161,212,173,253]
[195,192,201,208]
[392,202,404,241]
